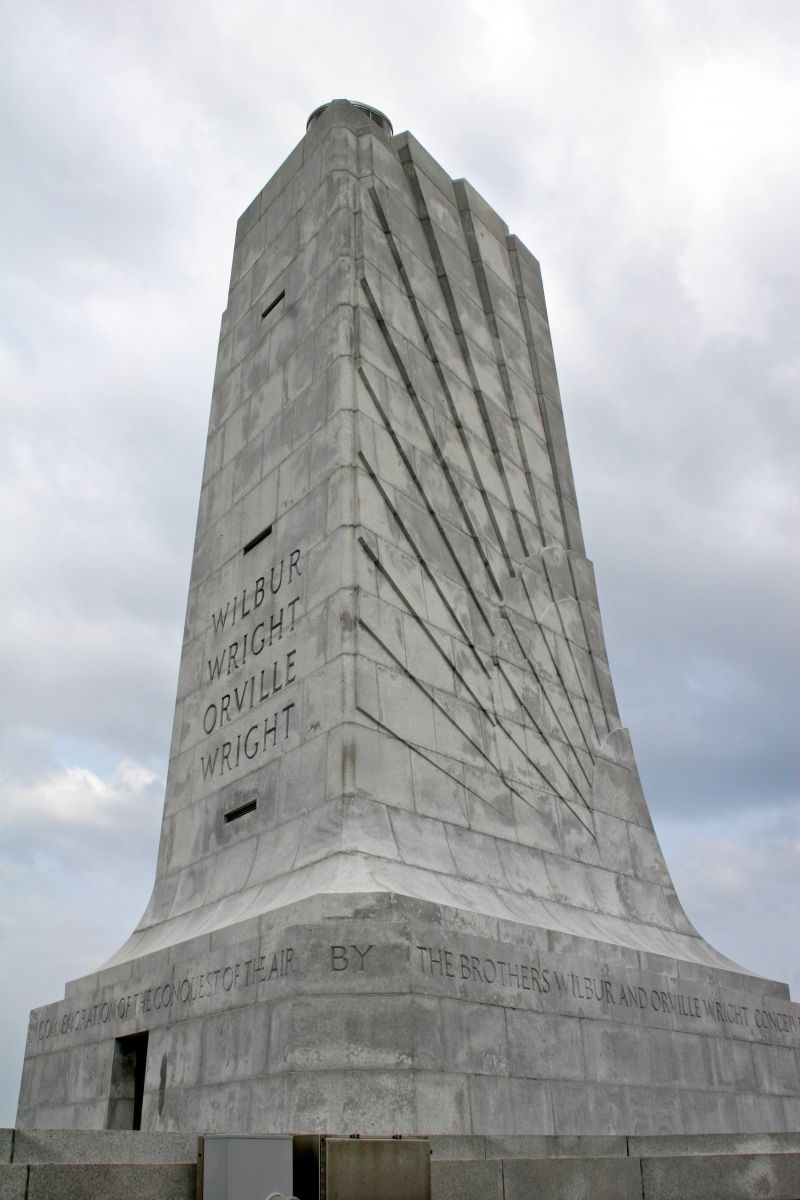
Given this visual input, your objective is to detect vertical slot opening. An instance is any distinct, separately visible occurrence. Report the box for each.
[224,798,258,823]
[261,289,285,320]
[107,1031,149,1130]
[243,524,272,556]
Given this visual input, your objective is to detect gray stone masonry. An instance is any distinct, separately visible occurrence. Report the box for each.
[0,1130,199,1200]
[431,1152,800,1200]
[17,100,799,1138]
[2,1128,798,1200]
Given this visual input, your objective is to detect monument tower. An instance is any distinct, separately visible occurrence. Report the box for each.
[18,101,799,1138]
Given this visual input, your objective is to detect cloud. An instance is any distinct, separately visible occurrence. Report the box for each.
[0,759,164,871]
[0,756,163,1125]
[660,804,800,997]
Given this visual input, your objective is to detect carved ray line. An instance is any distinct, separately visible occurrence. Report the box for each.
[486,677,595,838]
[358,615,529,805]
[355,703,508,814]
[357,366,494,635]
[362,697,596,865]
[493,713,595,842]
[362,513,594,803]
[358,534,494,719]
[359,536,595,837]
[454,183,546,543]
[538,556,608,743]
[506,237,571,548]
[450,193,608,748]
[363,195,602,754]
[360,278,504,599]
[493,658,593,819]
[453,191,607,748]
[564,554,613,735]
[359,612,590,840]
[363,173,603,812]
[541,619,604,754]
[493,683,592,821]
[356,449,490,677]
[516,565,604,756]
[496,235,611,737]
[360,352,600,781]
[367,185,513,584]
[398,148,528,566]
[544,597,604,749]
[501,601,597,772]
[456,195,610,748]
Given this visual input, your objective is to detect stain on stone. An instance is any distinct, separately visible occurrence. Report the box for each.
[341,738,356,788]
[158,1054,167,1116]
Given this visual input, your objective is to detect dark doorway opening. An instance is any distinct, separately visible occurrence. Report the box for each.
[107,1031,149,1130]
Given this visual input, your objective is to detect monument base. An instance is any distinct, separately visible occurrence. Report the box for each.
[18,891,800,1136]
[4,1127,800,1200]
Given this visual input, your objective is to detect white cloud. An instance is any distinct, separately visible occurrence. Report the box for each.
[660,804,800,996]
[0,756,163,1123]
[0,760,164,869]
[1,759,159,831]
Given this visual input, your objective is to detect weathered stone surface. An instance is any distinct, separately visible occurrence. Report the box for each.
[640,1152,800,1200]
[486,1134,627,1159]
[0,1166,26,1200]
[26,1163,197,1200]
[16,99,799,1138]
[430,1159,502,1200]
[502,1156,642,1199]
[630,1131,800,1157]
[12,1128,199,1164]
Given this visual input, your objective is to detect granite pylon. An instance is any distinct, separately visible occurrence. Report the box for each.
[18,100,800,1137]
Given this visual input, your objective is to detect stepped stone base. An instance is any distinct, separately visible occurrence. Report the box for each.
[3,1128,799,1199]
[18,895,800,1136]
[431,1133,800,1199]
[0,1130,198,1200]
[433,1152,800,1200]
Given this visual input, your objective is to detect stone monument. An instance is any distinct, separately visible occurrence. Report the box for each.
[18,100,799,1139]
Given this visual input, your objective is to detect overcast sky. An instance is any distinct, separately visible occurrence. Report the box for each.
[1,0,798,1126]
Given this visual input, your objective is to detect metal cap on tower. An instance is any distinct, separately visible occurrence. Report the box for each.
[306,100,393,135]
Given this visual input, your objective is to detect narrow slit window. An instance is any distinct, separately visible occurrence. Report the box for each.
[261,289,285,320]
[224,798,257,823]
[243,524,272,555]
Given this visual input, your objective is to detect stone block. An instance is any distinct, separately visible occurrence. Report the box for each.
[11,1129,200,1164]
[640,1152,800,1199]
[291,1069,417,1134]
[26,1163,197,1200]
[506,1010,585,1081]
[287,994,416,1071]
[485,1134,627,1159]
[467,1076,554,1136]
[439,998,509,1076]
[503,1156,642,1199]
[431,1159,502,1200]
[630,1131,800,1157]
[413,1073,472,1137]
[0,1166,26,1200]
[428,1134,487,1160]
